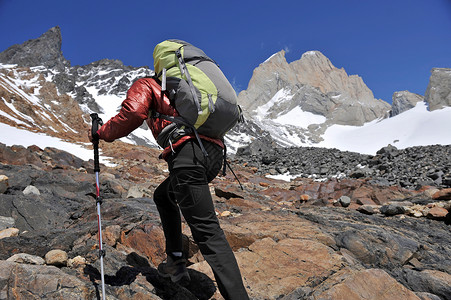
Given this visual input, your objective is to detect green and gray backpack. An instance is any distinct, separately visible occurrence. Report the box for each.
[153,40,241,145]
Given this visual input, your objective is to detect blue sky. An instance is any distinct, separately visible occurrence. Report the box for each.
[0,0,450,104]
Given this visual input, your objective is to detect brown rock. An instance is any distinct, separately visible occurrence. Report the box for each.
[300,194,310,201]
[45,249,68,267]
[120,223,166,266]
[426,207,449,220]
[114,274,160,299]
[314,268,420,299]
[67,256,86,268]
[104,225,121,246]
[235,238,343,299]
[432,188,451,200]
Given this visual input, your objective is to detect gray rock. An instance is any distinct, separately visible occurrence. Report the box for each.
[357,205,376,215]
[376,144,399,156]
[23,185,40,196]
[0,26,70,71]
[126,185,152,199]
[0,261,94,298]
[425,68,451,111]
[339,196,351,207]
[7,253,45,265]
[380,204,406,216]
[415,292,442,300]
[390,91,424,117]
[403,268,451,300]
[0,216,15,231]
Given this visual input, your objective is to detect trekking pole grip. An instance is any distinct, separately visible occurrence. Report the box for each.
[90,113,103,173]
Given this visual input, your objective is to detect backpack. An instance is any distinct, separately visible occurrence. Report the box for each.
[152,40,241,142]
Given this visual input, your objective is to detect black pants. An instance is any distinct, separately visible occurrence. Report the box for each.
[153,140,249,300]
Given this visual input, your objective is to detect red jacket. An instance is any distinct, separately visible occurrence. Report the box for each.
[97,77,223,159]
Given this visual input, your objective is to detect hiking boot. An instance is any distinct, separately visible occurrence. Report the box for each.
[157,255,191,283]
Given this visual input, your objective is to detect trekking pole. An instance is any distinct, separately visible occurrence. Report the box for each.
[90,113,106,300]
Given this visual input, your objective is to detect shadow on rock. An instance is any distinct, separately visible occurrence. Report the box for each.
[84,252,216,300]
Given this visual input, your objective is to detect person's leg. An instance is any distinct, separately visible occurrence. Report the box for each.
[170,167,249,300]
[153,177,183,256]
[153,177,190,282]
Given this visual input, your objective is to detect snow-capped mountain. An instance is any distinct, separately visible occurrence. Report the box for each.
[228,50,451,155]
[0,26,450,159]
[0,26,157,151]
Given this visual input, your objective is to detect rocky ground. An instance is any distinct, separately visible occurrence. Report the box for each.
[0,141,450,300]
[235,143,451,190]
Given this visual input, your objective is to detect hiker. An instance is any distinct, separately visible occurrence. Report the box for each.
[88,40,249,300]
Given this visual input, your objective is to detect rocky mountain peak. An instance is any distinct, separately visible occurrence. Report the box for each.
[297,50,335,72]
[390,91,424,117]
[263,50,288,66]
[425,68,451,111]
[0,26,69,71]
[238,49,392,147]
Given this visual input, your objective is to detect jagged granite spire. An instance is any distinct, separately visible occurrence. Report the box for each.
[238,49,391,127]
[0,26,70,70]
[425,68,451,111]
[389,91,423,117]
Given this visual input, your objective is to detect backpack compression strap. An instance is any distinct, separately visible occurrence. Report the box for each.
[175,48,203,115]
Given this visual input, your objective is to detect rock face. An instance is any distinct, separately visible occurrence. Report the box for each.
[234,50,392,148]
[390,91,424,117]
[238,50,391,126]
[425,68,451,111]
[0,26,70,71]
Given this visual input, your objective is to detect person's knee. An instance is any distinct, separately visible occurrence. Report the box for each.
[153,179,169,206]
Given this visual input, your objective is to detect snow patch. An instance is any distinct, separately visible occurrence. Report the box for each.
[274,106,326,128]
[318,101,451,155]
[0,122,114,165]
[256,88,293,119]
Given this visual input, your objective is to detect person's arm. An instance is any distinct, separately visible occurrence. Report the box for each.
[95,79,154,142]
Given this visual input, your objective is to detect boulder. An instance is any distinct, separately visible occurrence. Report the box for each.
[23,185,40,196]
[380,204,406,216]
[0,175,8,193]
[404,269,451,300]
[45,249,68,267]
[67,256,86,268]
[426,206,448,220]
[7,253,45,265]
[0,216,15,231]
[338,195,351,207]
[0,261,94,298]
[0,227,19,239]
[104,224,121,246]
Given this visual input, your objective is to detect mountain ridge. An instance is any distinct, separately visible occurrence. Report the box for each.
[0,26,450,155]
